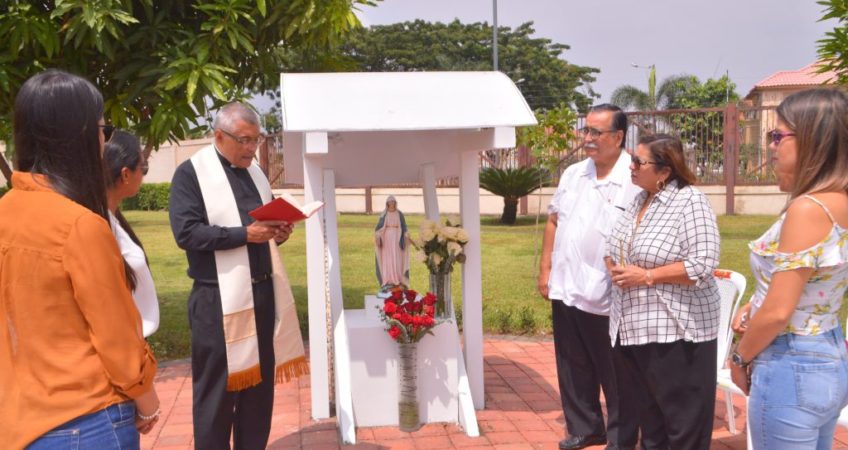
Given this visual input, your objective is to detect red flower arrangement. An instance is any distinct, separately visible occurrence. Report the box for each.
[377,287,441,343]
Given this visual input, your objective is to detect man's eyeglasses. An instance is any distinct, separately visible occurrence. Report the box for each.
[767,129,796,146]
[219,128,266,147]
[580,127,618,139]
[99,124,115,142]
[631,154,662,169]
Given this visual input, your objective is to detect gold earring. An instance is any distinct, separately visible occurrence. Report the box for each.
[656,179,666,191]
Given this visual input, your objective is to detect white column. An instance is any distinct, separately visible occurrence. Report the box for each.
[322,169,343,326]
[420,163,440,221]
[303,139,330,419]
[459,150,484,409]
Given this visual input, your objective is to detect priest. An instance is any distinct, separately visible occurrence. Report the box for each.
[169,102,308,450]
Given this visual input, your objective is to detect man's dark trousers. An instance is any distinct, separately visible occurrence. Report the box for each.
[189,279,276,450]
[551,300,638,447]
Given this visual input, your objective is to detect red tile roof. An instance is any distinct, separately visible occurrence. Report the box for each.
[753,62,837,89]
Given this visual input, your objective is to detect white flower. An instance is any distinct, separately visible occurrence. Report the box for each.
[440,226,460,241]
[421,228,436,242]
[447,241,462,256]
[417,250,427,263]
[455,229,469,243]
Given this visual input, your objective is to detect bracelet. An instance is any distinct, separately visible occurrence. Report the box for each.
[645,270,654,286]
[137,407,161,421]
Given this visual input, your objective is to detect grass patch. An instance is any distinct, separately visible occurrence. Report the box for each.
[128,211,779,361]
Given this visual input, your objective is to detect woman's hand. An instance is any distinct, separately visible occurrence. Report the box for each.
[731,302,752,335]
[134,387,160,434]
[610,265,649,288]
[729,360,751,395]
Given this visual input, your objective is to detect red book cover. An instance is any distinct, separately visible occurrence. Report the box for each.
[249,193,324,223]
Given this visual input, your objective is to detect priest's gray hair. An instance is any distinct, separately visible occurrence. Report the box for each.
[212,102,261,131]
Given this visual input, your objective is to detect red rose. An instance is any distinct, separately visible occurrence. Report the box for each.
[423,293,436,306]
[388,326,401,340]
[392,313,402,321]
[400,313,413,325]
[390,289,403,301]
[405,290,418,301]
[424,305,435,316]
[384,301,397,314]
[422,316,435,327]
[412,316,423,326]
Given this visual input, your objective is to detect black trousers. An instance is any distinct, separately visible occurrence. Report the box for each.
[614,339,717,450]
[551,301,639,447]
[189,280,277,450]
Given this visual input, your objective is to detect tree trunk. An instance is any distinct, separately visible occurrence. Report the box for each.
[501,196,518,225]
[142,141,155,164]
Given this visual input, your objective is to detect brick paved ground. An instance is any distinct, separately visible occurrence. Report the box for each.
[142,337,848,450]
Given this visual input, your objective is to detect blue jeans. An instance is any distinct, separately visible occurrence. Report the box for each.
[27,402,139,450]
[748,327,848,450]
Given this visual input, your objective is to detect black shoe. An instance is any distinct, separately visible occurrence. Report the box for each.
[558,434,608,450]
[605,445,635,450]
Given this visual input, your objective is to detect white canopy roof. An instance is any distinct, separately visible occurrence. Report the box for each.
[279,71,537,187]
[280,71,536,132]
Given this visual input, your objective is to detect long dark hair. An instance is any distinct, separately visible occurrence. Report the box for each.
[104,130,148,275]
[14,69,109,219]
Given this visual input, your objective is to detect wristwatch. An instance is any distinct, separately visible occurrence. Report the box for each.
[731,350,750,368]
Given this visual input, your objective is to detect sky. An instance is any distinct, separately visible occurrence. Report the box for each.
[354,0,836,102]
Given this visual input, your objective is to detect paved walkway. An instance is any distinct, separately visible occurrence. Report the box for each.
[142,337,848,450]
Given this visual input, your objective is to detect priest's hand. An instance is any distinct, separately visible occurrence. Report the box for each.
[274,222,294,245]
[247,220,284,243]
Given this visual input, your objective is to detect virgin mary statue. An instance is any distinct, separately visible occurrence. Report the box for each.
[374,195,410,288]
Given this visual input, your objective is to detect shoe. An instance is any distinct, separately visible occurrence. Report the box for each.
[558,434,608,450]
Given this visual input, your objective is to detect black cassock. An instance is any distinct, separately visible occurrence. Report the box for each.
[169,150,277,450]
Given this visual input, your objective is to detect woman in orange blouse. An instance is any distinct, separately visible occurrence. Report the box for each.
[0,70,159,449]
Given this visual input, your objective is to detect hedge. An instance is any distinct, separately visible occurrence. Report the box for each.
[0,186,7,199]
[122,183,170,211]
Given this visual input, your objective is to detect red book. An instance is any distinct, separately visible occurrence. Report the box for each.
[249,193,324,223]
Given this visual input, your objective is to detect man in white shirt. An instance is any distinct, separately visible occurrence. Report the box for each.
[538,104,641,450]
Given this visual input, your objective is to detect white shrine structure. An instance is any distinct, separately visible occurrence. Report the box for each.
[279,71,536,443]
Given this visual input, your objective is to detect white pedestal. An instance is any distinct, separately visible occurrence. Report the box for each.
[345,299,459,427]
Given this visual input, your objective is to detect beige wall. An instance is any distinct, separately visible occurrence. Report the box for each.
[144,137,212,183]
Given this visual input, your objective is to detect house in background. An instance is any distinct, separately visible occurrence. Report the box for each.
[745,61,838,107]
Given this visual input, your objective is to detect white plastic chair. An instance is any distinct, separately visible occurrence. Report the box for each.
[712,269,747,435]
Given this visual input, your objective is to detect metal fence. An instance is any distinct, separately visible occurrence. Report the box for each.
[259,103,779,192]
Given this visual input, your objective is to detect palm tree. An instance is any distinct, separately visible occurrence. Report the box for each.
[611,66,698,111]
[479,166,549,225]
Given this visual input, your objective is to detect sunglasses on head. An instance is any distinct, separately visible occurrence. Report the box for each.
[766,129,795,146]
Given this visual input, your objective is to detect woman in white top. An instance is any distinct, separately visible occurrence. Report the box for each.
[104,130,160,337]
[730,89,848,449]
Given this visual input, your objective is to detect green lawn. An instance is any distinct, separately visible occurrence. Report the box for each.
[127,211,776,361]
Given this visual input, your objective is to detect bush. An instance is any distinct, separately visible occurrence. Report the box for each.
[122,183,170,211]
[0,186,8,199]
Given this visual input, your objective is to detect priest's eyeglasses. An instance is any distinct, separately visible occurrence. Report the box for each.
[219,128,266,147]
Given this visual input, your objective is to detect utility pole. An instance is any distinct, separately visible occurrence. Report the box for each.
[492,0,498,71]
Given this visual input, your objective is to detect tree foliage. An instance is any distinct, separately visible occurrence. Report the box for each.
[339,20,599,112]
[611,70,701,111]
[818,0,848,84]
[479,166,548,225]
[0,0,374,154]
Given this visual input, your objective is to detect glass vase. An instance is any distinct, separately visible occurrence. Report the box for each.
[429,269,452,318]
[397,342,420,432]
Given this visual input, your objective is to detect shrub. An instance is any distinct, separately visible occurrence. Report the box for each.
[122,183,170,211]
[0,186,8,199]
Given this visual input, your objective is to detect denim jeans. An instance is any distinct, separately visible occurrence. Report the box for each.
[748,327,848,450]
[27,402,139,450]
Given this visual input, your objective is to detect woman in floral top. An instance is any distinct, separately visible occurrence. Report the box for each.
[731,89,848,449]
